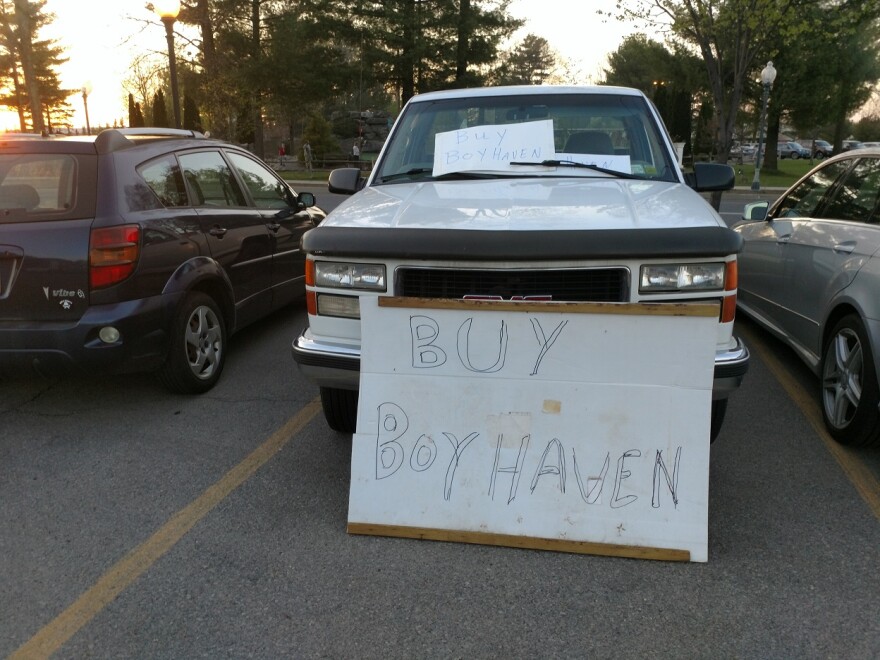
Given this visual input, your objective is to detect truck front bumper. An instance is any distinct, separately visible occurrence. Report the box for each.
[292,328,750,399]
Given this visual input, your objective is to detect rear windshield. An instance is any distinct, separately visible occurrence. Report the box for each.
[0,153,96,222]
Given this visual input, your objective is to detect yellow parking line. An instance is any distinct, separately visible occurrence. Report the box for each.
[743,327,880,520]
[11,397,322,660]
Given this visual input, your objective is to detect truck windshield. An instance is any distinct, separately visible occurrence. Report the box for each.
[374,92,678,184]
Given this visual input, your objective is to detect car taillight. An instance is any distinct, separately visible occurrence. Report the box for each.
[90,225,140,289]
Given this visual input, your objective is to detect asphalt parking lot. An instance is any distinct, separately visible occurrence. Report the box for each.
[2,295,879,658]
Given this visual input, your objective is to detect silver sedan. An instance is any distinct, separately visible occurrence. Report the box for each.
[734,148,880,447]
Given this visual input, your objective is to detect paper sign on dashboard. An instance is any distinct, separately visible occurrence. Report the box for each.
[433,120,555,176]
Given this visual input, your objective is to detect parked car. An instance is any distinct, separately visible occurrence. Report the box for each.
[778,141,810,159]
[861,141,880,149]
[0,128,326,392]
[811,139,833,159]
[730,142,757,160]
[734,147,880,446]
[292,85,750,441]
[839,140,865,153]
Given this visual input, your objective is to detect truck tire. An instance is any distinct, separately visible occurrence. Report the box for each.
[320,387,358,433]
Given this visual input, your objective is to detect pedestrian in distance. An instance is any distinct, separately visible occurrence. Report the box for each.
[278,143,286,168]
[303,140,313,173]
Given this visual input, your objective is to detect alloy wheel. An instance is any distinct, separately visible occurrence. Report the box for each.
[185,304,223,380]
[822,327,863,430]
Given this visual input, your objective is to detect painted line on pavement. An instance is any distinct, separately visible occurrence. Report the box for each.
[11,397,322,660]
[742,324,880,520]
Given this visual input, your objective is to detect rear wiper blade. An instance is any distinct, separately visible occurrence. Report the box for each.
[510,159,643,179]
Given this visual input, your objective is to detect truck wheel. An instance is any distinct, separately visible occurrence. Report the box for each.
[320,387,358,433]
[821,315,880,447]
[158,292,226,394]
[710,399,727,443]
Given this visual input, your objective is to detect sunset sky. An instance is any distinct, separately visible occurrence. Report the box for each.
[9,0,640,132]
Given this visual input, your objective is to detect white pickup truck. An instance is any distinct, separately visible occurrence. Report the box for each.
[292,85,749,440]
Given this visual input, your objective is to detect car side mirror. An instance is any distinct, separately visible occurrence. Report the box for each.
[328,168,363,195]
[743,201,769,221]
[297,191,316,209]
[685,162,735,192]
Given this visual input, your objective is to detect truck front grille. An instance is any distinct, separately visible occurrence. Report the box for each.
[395,267,629,302]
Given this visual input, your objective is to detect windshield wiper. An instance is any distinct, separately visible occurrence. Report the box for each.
[379,168,498,183]
[378,167,433,183]
[510,159,643,179]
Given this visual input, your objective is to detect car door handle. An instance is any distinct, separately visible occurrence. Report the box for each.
[833,242,856,254]
[776,234,791,244]
[267,222,281,232]
[209,226,228,238]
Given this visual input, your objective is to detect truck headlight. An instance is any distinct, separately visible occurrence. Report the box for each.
[639,263,725,292]
[313,261,386,291]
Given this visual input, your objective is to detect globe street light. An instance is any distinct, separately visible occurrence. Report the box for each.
[751,61,777,191]
[154,0,182,129]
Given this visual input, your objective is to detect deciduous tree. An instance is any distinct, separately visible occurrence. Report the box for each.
[613,0,799,165]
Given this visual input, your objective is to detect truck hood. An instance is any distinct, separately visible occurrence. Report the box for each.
[321,178,724,231]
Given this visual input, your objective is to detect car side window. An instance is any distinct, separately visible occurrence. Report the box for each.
[774,159,850,218]
[819,158,880,223]
[138,155,188,207]
[177,151,247,207]
[226,152,291,210]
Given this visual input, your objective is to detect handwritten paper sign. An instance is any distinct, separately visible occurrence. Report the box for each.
[433,120,555,176]
[348,298,719,562]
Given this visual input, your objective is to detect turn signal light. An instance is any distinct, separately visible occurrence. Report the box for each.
[721,261,738,323]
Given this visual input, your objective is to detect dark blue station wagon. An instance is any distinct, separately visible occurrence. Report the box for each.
[0,128,324,392]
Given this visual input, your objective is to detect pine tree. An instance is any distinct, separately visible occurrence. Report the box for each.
[0,0,68,132]
[183,94,202,131]
[152,89,169,128]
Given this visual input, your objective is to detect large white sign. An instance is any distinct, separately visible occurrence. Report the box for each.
[348,298,719,562]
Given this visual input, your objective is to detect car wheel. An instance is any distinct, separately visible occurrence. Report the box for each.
[320,387,358,433]
[709,399,727,444]
[791,152,800,159]
[158,292,226,394]
[820,315,880,447]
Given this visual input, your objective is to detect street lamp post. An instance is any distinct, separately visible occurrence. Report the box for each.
[154,0,182,129]
[81,82,92,135]
[751,61,777,191]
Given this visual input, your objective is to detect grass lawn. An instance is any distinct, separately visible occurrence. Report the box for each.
[278,169,334,182]
[728,157,816,189]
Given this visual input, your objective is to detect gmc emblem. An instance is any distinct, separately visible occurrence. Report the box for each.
[462,294,553,302]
